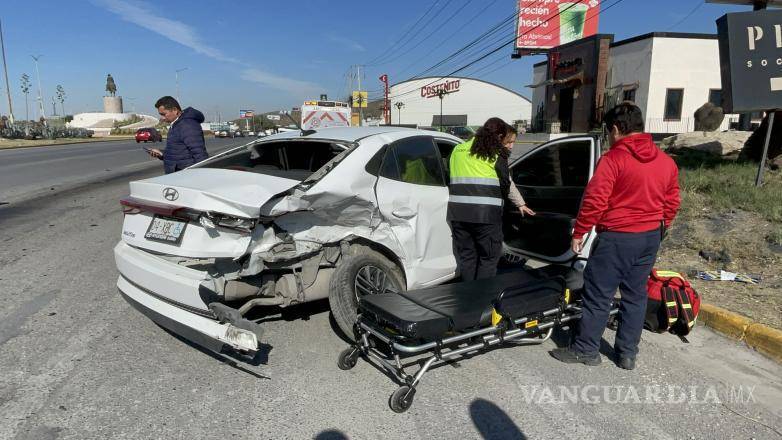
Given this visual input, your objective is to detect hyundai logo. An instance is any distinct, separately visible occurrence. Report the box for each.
[163,187,179,201]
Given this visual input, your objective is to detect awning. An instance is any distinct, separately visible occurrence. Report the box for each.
[431,115,468,126]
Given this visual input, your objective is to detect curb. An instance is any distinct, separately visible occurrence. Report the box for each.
[0,136,135,150]
[699,303,782,364]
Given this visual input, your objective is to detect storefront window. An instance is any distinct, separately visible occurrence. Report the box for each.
[664,89,684,120]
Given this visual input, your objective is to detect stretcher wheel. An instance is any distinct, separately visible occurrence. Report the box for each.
[337,347,359,370]
[389,386,415,413]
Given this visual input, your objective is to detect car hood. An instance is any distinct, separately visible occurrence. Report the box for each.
[129,168,300,218]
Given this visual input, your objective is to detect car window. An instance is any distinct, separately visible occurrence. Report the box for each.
[513,140,591,187]
[379,137,446,186]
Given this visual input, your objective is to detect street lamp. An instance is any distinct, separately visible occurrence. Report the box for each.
[437,89,448,131]
[31,54,46,122]
[395,102,404,125]
[175,67,188,102]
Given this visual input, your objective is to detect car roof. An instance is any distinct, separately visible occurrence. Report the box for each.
[260,126,461,143]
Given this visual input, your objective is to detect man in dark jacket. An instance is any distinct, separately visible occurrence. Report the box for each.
[147,96,208,174]
[550,103,680,370]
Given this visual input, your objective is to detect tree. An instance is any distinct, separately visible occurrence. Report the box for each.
[55,85,66,116]
[20,73,30,122]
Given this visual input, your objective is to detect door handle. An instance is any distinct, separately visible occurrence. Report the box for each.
[392,207,416,219]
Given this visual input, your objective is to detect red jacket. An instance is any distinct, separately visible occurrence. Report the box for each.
[573,133,680,237]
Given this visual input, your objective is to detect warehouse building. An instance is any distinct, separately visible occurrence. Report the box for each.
[388,77,532,128]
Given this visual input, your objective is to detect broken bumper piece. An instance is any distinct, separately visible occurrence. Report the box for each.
[118,275,262,355]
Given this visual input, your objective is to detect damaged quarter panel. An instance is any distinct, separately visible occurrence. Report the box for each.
[244,135,404,277]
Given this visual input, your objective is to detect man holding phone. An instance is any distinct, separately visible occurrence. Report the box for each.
[146,96,208,174]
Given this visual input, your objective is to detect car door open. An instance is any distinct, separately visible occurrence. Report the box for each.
[504,136,599,264]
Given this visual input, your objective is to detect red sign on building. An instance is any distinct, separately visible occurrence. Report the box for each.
[516,0,600,50]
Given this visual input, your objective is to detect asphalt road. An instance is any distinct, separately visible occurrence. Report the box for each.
[0,137,247,203]
[0,140,781,439]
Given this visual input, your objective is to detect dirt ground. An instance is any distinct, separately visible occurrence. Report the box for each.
[657,208,782,330]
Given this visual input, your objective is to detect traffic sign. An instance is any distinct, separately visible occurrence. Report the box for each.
[352,91,368,108]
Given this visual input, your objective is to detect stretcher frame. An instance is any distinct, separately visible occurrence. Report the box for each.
[337,298,620,413]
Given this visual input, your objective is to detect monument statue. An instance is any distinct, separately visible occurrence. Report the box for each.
[105,74,117,97]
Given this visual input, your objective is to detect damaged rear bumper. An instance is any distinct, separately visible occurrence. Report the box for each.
[115,241,262,355]
[118,276,261,355]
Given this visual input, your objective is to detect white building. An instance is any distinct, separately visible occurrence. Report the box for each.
[530,32,737,134]
[389,77,532,128]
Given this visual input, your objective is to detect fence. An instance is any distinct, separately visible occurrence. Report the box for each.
[644,116,740,134]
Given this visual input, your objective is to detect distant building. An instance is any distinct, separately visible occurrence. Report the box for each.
[529,32,738,135]
[388,76,532,128]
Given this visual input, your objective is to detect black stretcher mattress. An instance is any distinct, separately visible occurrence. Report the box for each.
[359,266,582,340]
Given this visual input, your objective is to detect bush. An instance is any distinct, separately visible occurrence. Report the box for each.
[113,114,143,128]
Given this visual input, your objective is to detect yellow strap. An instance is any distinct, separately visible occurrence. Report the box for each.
[564,289,570,305]
[655,270,684,280]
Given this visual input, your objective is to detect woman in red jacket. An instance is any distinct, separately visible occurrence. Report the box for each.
[550,103,680,370]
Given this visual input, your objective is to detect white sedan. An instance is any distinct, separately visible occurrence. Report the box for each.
[114,126,600,355]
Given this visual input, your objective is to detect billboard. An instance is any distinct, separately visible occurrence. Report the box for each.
[717,9,782,113]
[516,0,600,50]
[239,110,254,119]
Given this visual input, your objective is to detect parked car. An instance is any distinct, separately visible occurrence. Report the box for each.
[135,127,163,143]
[114,126,600,356]
[445,126,475,140]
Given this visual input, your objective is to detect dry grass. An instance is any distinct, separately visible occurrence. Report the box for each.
[657,149,782,329]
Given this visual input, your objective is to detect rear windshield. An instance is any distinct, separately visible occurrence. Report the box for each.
[199,140,349,181]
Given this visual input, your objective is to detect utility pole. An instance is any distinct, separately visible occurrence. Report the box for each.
[0,19,14,123]
[357,65,363,126]
[31,55,46,122]
[51,96,56,116]
[175,67,188,102]
[395,102,404,125]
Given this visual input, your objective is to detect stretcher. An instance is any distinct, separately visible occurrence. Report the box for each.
[337,265,620,413]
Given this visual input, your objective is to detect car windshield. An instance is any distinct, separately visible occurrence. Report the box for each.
[197,139,355,183]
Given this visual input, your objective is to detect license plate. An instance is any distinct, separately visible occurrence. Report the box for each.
[144,215,188,244]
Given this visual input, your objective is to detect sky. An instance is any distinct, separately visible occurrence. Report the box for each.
[1,0,751,122]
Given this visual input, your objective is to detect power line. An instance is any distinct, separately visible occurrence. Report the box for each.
[389,0,628,102]
[365,0,445,66]
[394,0,499,78]
[373,0,474,68]
[388,0,565,100]
[667,1,704,31]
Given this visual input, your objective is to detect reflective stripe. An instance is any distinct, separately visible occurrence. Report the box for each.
[449,195,503,206]
[666,301,677,306]
[450,176,500,186]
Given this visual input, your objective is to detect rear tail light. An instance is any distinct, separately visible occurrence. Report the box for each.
[120,197,256,232]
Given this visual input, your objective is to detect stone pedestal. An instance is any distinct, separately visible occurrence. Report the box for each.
[103,96,123,113]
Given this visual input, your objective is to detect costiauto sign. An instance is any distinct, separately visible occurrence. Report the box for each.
[420,79,461,98]
[718,9,782,112]
[515,0,600,50]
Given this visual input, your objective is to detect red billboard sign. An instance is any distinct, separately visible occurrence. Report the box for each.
[516,0,600,50]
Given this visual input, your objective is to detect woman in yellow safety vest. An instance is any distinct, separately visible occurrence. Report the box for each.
[447,118,535,281]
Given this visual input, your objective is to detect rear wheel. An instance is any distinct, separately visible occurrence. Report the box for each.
[389,386,415,413]
[328,247,405,340]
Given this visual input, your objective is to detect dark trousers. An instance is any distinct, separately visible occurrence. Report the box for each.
[451,221,503,281]
[572,229,661,358]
